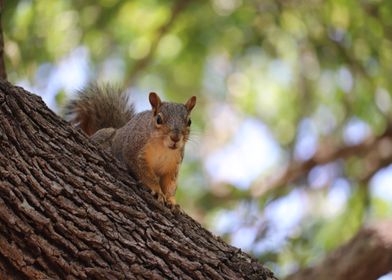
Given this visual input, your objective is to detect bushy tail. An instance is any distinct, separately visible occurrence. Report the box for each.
[65,84,135,136]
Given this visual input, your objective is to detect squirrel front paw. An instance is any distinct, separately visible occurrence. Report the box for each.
[151,190,167,204]
[170,203,184,213]
[166,197,184,213]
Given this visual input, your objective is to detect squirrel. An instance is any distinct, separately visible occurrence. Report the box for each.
[66,84,197,207]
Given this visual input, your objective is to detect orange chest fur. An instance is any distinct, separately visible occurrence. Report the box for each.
[143,141,182,176]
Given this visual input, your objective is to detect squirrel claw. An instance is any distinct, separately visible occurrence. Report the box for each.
[152,190,167,204]
[171,203,184,213]
[167,197,183,213]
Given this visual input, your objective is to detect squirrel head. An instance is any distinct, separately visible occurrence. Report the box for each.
[149,92,196,150]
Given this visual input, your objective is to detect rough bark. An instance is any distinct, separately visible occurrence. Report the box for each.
[285,220,392,280]
[0,80,276,279]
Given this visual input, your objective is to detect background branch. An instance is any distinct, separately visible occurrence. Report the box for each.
[0,0,6,80]
[252,124,392,197]
[125,0,191,87]
[285,220,392,280]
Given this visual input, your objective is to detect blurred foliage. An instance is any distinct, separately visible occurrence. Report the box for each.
[4,0,392,278]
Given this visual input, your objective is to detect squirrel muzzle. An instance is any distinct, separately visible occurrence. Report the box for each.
[168,130,182,150]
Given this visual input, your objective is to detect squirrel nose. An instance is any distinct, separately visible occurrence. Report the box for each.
[170,133,180,143]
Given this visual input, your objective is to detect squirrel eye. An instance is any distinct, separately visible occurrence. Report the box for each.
[156,115,163,125]
[187,118,192,126]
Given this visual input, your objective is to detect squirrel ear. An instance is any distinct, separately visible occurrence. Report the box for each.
[185,96,196,112]
[149,92,161,115]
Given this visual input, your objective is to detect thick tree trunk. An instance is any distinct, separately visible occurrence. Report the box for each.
[285,220,392,280]
[0,80,276,280]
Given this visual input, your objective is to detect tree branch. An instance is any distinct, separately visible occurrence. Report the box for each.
[285,220,392,280]
[0,80,276,279]
[0,0,6,80]
[125,0,191,87]
[252,125,392,197]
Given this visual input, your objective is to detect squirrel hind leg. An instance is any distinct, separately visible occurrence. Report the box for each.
[90,128,116,150]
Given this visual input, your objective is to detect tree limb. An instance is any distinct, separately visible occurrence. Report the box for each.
[285,220,392,280]
[125,0,191,87]
[252,125,392,197]
[0,80,276,279]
